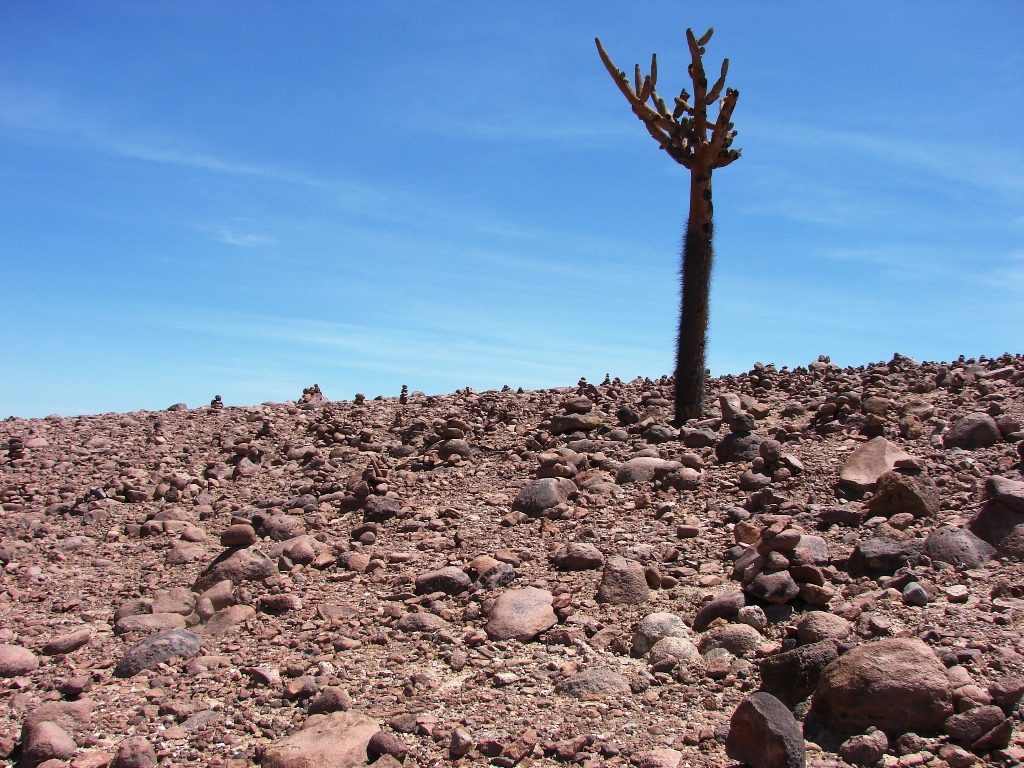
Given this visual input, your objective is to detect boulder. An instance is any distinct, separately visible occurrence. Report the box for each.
[838,729,888,767]
[414,566,471,595]
[839,438,912,491]
[596,556,650,605]
[193,547,275,592]
[201,605,256,637]
[549,543,604,570]
[716,433,763,463]
[698,623,763,658]
[925,526,995,569]
[615,457,682,485]
[110,736,158,768]
[811,638,953,735]
[847,536,924,577]
[485,588,557,642]
[114,629,203,678]
[0,643,38,677]
[692,591,745,632]
[511,478,577,517]
[985,475,1024,513]
[944,412,1001,449]
[970,500,1024,558]
[395,612,448,633]
[795,612,851,644]
[759,641,838,707]
[260,710,379,768]
[555,667,630,698]
[726,692,806,768]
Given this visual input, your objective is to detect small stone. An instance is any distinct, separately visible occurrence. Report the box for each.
[42,629,92,656]
[902,582,929,606]
[838,728,888,767]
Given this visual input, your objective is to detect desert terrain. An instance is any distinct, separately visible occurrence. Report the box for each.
[2,353,1024,768]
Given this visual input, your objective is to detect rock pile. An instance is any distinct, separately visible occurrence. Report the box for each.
[0,351,1023,767]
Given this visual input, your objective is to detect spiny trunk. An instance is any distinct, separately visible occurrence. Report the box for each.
[673,165,714,426]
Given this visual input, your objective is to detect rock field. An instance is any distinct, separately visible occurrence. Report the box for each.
[2,353,1024,768]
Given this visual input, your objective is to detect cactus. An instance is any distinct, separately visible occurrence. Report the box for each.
[596,28,741,424]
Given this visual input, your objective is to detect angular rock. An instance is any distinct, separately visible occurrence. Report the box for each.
[485,587,556,641]
[811,638,953,735]
[925,526,995,569]
[847,536,925,577]
[597,556,650,605]
[985,475,1024,514]
[716,432,763,463]
[114,612,186,635]
[201,604,256,637]
[260,710,379,768]
[549,412,604,435]
[839,437,912,491]
[747,570,800,604]
[944,412,1001,449]
[726,692,806,768]
[511,478,577,517]
[945,705,1005,743]
[193,547,275,592]
[114,629,203,678]
[838,728,888,767]
[866,471,940,518]
[395,612,448,633]
[759,640,838,707]
[969,499,1024,558]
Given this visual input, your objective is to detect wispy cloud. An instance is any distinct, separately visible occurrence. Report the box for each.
[0,84,334,188]
[744,115,1024,198]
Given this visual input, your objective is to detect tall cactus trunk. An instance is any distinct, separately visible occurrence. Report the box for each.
[673,164,714,426]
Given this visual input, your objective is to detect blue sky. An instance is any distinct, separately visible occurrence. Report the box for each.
[1,2,1022,418]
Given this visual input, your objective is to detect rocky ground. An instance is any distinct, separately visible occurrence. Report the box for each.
[2,354,1024,768]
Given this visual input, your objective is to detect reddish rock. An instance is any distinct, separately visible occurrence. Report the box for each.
[839,438,912,491]
[812,638,953,734]
[597,556,650,605]
[726,692,806,768]
[259,710,379,768]
[485,587,556,641]
[866,471,940,518]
